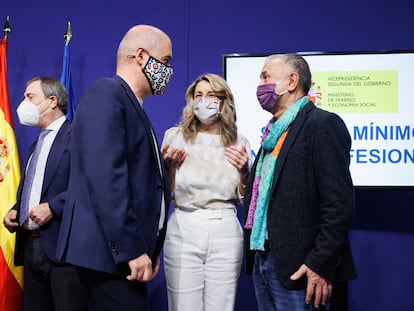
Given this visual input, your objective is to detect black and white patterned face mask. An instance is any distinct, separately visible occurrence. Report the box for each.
[142,56,174,95]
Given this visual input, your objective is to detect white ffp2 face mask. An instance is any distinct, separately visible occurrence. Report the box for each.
[193,97,220,125]
[16,100,41,126]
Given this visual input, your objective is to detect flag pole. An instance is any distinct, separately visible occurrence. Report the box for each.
[3,16,10,39]
[64,21,72,45]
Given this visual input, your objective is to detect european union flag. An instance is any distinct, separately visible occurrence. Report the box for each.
[60,23,75,121]
[60,43,75,121]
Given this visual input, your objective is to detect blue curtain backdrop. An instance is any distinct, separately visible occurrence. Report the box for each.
[3,1,414,310]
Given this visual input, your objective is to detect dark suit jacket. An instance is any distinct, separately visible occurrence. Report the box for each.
[13,119,71,265]
[243,101,357,289]
[56,75,171,276]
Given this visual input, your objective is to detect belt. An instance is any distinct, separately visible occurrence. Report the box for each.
[28,229,40,237]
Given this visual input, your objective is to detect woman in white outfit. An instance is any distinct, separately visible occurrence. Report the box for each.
[162,73,251,311]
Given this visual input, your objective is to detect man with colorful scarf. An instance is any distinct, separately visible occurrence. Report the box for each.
[243,53,357,311]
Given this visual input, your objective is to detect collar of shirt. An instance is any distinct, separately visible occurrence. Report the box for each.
[137,96,144,107]
[44,115,66,132]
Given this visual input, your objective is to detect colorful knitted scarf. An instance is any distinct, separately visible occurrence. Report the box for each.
[245,97,308,251]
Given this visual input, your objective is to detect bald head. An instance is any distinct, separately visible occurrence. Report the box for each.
[115,24,173,99]
[117,25,171,61]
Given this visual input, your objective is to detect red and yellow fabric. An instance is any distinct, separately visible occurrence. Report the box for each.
[0,37,23,311]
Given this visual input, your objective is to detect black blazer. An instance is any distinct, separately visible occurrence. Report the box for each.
[243,101,357,289]
[56,75,171,275]
[13,119,71,265]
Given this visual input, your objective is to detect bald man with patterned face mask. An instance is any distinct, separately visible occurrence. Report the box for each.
[55,24,173,311]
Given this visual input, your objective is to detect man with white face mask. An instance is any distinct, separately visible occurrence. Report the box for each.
[2,77,87,311]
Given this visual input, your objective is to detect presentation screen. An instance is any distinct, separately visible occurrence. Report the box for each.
[223,51,414,188]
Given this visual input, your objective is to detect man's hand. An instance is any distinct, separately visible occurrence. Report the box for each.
[28,202,53,226]
[290,264,332,308]
[127,254,160,282]
[3,209,19,233]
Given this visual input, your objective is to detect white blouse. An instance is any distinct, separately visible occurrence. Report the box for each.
[162,127,251,210]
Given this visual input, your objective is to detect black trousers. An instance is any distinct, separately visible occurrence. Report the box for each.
[23,235,87,311]
[78,267,149,311]
[330,281,349,311]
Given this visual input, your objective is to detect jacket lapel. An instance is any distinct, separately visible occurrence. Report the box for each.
[42,120,70,194]
[114,76,160,163]
[114,76,170,193]
[269,101,314,194]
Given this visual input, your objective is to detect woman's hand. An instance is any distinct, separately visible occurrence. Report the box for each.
[225,145,248,173]
[225,145,249,196]
[162,144,186,170]
[162,144,186,190]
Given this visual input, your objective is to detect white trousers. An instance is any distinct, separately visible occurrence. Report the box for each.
[164,207,243,311]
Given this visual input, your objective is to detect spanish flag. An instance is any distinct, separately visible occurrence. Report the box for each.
[0,37,23,310]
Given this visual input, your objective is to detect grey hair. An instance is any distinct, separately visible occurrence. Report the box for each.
[265,53,312,94]
[27,77,68,114]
